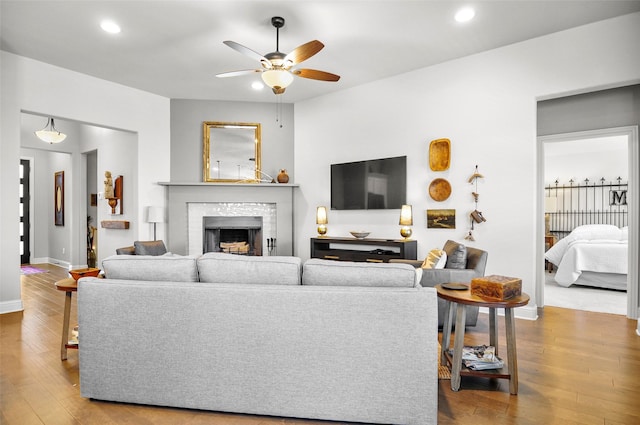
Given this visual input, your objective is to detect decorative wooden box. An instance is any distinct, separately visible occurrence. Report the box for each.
[471,275,522,301]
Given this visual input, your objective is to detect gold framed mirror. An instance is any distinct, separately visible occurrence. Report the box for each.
[203,122,262,182]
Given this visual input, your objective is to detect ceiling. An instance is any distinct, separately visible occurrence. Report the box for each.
[2,1,639,104]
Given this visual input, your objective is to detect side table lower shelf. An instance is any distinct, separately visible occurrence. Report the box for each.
[442,350,511,380]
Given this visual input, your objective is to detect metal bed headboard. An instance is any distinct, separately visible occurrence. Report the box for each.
[545,177,628,240]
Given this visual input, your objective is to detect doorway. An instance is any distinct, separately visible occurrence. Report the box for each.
[20,159,31,264]
[537,126,639,319]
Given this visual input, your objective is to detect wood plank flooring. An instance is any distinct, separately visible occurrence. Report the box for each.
[2,263,640,424]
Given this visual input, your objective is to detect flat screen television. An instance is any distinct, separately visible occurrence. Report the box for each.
[331,156,407,210]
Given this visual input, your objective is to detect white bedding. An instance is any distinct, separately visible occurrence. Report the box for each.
[545,224,628,288]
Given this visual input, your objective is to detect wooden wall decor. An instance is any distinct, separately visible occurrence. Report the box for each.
[54,171,64,226]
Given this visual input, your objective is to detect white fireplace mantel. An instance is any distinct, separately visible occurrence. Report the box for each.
[158,182,299,187]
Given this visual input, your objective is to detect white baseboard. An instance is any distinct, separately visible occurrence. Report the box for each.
[0,299,24,314]
[43,257,71,269]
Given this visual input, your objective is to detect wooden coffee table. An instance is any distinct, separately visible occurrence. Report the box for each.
[436,283,530,394]
[54,277,78,360]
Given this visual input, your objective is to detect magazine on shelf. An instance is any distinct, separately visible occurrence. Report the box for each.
[449,345,504,370]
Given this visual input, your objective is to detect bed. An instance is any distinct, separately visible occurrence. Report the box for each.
[545,224,628,290]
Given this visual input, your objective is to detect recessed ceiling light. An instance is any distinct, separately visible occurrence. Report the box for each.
[455,7,475,23]
[251,81,264,90]
[100,20,121,34]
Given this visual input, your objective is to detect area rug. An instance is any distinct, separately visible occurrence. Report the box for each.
[20,265,48,275]
[438,343,451,380]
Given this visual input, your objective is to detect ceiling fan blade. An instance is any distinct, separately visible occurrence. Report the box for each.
[284,40,324,65]
[216,69,262,78]
[292,68,340,82]
[223,41,272,67]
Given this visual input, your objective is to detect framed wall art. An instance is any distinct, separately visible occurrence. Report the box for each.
[54,171,64,226]
[426,209,455,229]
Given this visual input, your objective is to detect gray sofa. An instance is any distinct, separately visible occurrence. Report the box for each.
[79,253,438,425]
[392,240,488,327]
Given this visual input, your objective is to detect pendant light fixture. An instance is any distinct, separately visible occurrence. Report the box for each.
[35,117,67,144]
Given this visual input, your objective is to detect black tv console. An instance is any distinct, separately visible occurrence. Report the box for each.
[310,237,417,263]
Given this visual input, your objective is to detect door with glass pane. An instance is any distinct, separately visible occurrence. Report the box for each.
[20,159,31,264]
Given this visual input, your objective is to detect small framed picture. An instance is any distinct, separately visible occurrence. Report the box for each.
[427,209,455,229]
[90,193,98,206]
[54,171,64,226]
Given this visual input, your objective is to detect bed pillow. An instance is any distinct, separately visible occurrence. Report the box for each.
[421,249,447,269]
[569,224,622,241]
[621,227,628,240]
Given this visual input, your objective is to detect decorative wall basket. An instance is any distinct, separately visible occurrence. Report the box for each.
[429,138,450,171]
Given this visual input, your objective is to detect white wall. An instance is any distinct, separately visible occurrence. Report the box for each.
[1,52,170,314]
[294,13,640,320]
[545,141,628,186]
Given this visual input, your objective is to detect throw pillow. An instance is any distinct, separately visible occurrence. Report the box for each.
[134,240,167,256]
[443,240,467,269]
[421,249,447,269]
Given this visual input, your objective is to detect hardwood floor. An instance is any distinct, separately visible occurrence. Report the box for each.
[2,263,640,425]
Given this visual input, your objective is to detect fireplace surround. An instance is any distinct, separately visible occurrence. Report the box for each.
[162,182,296,256]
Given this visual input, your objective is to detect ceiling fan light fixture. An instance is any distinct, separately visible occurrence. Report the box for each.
[261,69,294,93]
[34,118,67,144]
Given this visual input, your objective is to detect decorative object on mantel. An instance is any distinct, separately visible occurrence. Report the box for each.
[277,169,290,183]
[428,178,451,201]
[54,171,64,226]
[429,138,451,171]
[35,117,67,144]
[349,231,370,239]
[216,16,340,95]
[104,171,123,214]
[467,165,486,240]
[399,204,413,239]
[316,206,328,237]
[101,220,130,229]
[146,206,164,241]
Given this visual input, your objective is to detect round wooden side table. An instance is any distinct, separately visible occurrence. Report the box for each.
[436,283,530,394]
[54,277,78,361]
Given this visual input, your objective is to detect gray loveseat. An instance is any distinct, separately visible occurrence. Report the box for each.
[78,253,438,425]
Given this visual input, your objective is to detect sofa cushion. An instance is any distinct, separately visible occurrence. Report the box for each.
[197,253,302,285]
[421,249,447,269]
[134,240,167,256]
[443,240,467,269]
[102,254,198,282]
[302,259,418,287]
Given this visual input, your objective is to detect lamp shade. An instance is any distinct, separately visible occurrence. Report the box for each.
[544,197,558,212]
[261,69,294,91]
[146,206,164,223]
[34,118,67,144]
[316,206,328,225]
[399,204,413,226]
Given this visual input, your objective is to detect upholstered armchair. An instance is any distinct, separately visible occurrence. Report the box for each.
[115,240,167,256]
[391,240,488,327]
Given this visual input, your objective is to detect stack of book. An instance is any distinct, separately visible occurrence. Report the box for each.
[449,345,504,370]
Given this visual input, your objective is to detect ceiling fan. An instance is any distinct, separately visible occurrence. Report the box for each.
[216,16,340,95]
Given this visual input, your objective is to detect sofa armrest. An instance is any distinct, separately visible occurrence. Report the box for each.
[419,268,478,288]
[388,259,422,268]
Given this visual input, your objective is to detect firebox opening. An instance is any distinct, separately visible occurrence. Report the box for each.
[203,216,263,256]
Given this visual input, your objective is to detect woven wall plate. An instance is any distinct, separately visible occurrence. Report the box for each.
[429,178,452,201]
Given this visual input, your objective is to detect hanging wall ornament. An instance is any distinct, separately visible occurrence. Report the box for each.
[466,165,486,239]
